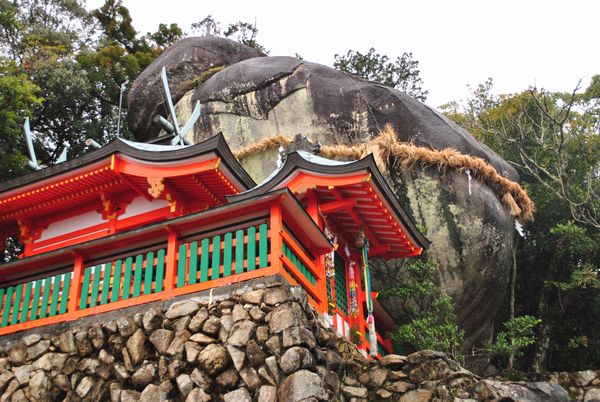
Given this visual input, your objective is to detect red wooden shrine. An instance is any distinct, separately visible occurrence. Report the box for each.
[0,134,427,357]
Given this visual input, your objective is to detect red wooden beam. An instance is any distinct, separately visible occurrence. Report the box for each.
[162,179,192,215]
[320,199,357,214]
[368,244,391,257]
[112,154,220,178]
[287,172,371,194]
[269,199,283,275]
[330,188,382,249]
[114,171,152,201]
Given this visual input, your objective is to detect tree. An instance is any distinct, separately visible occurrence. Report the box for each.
[0,0,93,168]
[333,48,428,101]
[0,57,41,180]
[442,78,600,372]
[380,259,463,355]
[0,0,184,170]
[191,15,267,54]
[489,315,541,370]
[146,23,183,49]
[442,78,600,229]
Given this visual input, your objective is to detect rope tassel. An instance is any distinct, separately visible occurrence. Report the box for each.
[360,232,377,357]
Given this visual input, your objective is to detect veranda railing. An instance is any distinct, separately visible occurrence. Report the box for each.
[0,214,327,335]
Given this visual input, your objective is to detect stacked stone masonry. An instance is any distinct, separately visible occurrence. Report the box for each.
[0,282,594,401]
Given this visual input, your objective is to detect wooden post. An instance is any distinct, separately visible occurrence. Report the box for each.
[68,252,84,313]
[164,227,178,291]
[269,199,283,276]
[306,190,327,314]
[352,253,369,352]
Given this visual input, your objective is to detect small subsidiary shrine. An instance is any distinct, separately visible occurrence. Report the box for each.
[0,133,427,357]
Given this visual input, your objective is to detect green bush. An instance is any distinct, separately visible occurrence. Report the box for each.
[382,259,463,354]
[489,315,541,358]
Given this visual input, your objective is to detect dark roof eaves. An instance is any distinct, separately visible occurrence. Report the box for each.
[367,161,430,249]
[227,152,374,203]
[0,133,255,194]
[228,151,429,249]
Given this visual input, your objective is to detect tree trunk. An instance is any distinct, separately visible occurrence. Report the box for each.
[531,289,550,373]
[507,245,517,370]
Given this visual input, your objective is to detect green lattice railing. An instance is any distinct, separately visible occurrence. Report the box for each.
[282,243,316,286]
[176,223,269,287]
[0,271,71,327]
[79,249,166,310]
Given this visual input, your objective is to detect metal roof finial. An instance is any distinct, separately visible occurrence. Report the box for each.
[279,134,321,165]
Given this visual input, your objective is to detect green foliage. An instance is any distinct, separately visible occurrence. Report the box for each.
[191,15,267,54]
[333,48,428,101]
[0,57,41,179]
[443,77,600,371]
[382,259,463,354]
[489,316,541,358]
[393,294,464,353]
[0,0,186,172]
[146,23,183,49]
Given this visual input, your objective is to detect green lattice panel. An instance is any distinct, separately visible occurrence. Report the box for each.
[334,253,348,315]
[282,243,316,286]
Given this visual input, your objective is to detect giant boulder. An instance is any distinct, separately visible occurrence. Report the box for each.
[127,36,264,141]
[127,37,517,348]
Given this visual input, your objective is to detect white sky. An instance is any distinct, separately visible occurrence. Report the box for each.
[85,0,600,108]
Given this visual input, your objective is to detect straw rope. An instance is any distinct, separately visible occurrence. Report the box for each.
[232,135,291,160]
[232,124,534,220]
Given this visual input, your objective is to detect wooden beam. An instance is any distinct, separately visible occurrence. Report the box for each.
[320,199,357,214]
[269,200,283,274]
[67,252,84,314]
[163,226,178,291]
[113,154,220,178]
[114,171,152,201]
[330,188,382,249]
[368,244,391,257]
[193,176,220,206]
[287,172,371,194]
[0,179,123,221]
[162,179,192,215]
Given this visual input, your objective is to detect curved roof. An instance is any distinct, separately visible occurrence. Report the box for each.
[0,133,255,195]
[229,151,429,253]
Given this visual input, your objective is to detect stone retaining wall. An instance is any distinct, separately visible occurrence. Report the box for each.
[0,281,588,401]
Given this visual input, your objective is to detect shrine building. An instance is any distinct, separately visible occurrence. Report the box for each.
[0,133,428,357]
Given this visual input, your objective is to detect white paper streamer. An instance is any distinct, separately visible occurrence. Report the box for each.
[276,145,285,168]
[466,169,472,196]
[514,220,525,237]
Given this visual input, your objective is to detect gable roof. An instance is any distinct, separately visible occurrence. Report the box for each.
[229,151,429,255]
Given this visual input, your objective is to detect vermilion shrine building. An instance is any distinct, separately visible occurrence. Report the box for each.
[0,133,427,356]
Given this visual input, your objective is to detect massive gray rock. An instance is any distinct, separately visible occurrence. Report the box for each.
[127,37,264,141]
[127,36,519,348]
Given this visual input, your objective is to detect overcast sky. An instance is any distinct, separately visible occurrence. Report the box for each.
[86,0,599,108]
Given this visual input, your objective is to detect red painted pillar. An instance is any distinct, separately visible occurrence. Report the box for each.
[306,190,327,314]
[164,228,178,291]
[67,252,84,313]
[269,199,283,276]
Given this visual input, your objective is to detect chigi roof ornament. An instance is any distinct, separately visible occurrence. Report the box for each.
[153,66,201,146]
[23,117,68,171]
